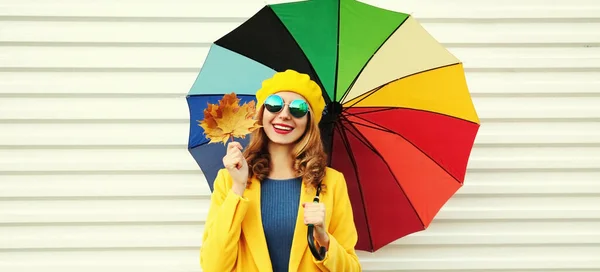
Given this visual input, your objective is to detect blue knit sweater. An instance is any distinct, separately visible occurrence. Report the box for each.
[260,177,302,272]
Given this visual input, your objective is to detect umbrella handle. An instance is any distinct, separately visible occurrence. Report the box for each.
[307,185,326,261]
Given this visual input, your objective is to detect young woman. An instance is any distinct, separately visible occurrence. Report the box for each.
[200,70,362,272]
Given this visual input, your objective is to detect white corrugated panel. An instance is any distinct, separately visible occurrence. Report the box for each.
[1,0,599,271]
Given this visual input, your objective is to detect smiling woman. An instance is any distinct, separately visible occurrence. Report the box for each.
[199,70,361,272]
[262,92,310,145]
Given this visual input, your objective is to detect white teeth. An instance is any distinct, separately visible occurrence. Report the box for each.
[274,125,293,131]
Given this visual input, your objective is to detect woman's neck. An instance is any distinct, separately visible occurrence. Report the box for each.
[267,142,297,179]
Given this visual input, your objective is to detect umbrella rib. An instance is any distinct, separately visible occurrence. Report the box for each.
[341,62,461,109]
[340,115,426,229]
[342,114,464,184]
[345,106,480,126]
[341,107,395,116]
[343,119,392,134]
[338,16,411,103]
[332,0,341,102]
[338,118,379,154]
[339,117,392,160]
[335,122,375,251]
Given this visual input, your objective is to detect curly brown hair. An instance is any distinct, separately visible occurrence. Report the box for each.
[242,106,327,192]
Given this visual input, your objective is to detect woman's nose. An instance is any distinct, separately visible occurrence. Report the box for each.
[277,105,291,119]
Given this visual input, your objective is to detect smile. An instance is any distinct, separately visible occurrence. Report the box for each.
[273,124,293,131]
[273,124,294,134]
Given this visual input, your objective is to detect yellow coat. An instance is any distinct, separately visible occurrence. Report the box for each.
[200,167,362,272]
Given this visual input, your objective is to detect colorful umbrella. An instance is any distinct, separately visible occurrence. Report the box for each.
[186,0,480,253]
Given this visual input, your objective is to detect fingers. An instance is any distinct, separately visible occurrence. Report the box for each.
[303,202,325,211]
[223,155,242,170]
[303,202,326,225]
[304,217,324,226]
[227,141,243,152]
[223,141,245,170]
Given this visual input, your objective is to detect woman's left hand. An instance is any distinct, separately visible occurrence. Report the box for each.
[303,202,329,249]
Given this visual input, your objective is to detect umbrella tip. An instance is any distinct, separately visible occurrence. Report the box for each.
[320,101,343,125]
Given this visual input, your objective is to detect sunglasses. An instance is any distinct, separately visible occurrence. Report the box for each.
[264,94,310,118]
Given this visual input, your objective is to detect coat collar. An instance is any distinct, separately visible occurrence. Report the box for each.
[240,176,316,272]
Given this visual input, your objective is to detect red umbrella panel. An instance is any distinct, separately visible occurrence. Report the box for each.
[330,61,480,252]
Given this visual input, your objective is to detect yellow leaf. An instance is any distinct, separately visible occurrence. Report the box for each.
[198,92,262,145]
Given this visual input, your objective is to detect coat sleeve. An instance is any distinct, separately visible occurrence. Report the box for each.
[313,171,362,271]
[200,169,250,272]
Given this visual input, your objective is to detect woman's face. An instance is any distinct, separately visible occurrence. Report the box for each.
[262,91,309,146]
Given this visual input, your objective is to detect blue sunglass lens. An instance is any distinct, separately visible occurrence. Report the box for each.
[289,99,309,118]
[264,95,283,113]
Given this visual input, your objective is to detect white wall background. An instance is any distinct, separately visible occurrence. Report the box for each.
[1,0,600,271]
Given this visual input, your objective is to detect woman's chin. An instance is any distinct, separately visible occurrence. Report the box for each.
[268,136,296,145]
[266,130,299,145]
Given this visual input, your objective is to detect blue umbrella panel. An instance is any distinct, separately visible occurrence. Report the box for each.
[186,44,277,191]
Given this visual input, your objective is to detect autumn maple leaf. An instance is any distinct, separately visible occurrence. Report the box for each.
[198,92,262,145]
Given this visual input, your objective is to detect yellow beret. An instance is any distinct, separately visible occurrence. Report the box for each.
[256,69,326,124]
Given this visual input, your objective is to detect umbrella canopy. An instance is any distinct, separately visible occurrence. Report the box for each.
[187,0,480,252]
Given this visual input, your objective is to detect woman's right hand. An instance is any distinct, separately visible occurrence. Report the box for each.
[222,141,249,195]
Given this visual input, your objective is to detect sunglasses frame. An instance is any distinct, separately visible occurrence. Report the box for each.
[263,94,310,119]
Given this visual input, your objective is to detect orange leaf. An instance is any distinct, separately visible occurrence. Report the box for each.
[198,92,262,145]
